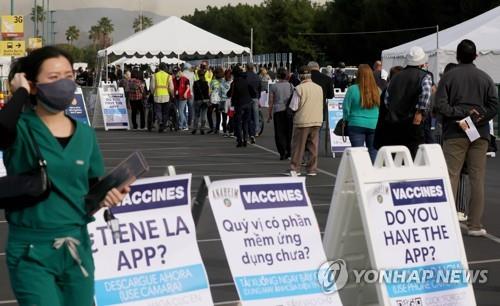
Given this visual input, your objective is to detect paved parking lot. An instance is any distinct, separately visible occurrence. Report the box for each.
[1,126,499,305]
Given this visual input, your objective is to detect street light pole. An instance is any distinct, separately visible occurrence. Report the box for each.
[34,0,38,37]
[10,0,14,14]
[47,0,50,44]
[140,0,143,31]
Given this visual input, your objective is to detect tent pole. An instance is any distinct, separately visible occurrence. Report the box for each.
[105,50,108,83]
[250,27,254,63]
[436,24,439,49]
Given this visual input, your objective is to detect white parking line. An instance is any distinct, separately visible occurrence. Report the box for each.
[0,300,17,305]
[468,258,500,265]
[214,301,240,306]
[460,223,500,244]
[251,143,337,178]
[210,282,234,288]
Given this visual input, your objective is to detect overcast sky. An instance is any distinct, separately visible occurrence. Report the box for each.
[2,0,327,17]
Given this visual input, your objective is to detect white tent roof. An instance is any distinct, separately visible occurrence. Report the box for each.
[110,56,183,66]
[383,6,500,57]
[382,6,500,82]
[98,16,250,58]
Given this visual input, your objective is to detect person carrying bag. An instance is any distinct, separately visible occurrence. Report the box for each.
[0,46,131,306]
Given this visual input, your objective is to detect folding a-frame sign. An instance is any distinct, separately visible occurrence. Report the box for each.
[323,145,476,305]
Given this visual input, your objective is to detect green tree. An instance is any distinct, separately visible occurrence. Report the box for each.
[30,5,46,37]
[133,15,153,32]
[97,17,114,47]
[65,25,80,45]
[88,25,100,46]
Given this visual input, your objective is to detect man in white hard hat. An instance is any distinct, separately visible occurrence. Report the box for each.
[382,46,433,157]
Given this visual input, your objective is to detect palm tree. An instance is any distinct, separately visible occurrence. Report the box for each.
[97,17,114,47]
[88,25,100,46]
[133,15,153,32]
[65,25,80,45]
[30,5,46,37]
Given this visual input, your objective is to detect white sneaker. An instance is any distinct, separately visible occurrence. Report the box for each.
[467,228,487,237]
[457,212,468,222]
[283,170,300,177]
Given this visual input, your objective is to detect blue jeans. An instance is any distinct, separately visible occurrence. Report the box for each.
[177,99,187,129]
[348,126,377,163]
[250,98,259,137]
[193,100,208,130]
[187,97,194,127]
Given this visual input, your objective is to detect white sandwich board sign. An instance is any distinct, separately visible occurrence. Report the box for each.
[208,177,343,306]
[323,145,476,306]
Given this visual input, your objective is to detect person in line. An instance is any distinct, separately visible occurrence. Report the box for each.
[383,46,433,157]
[150,63,174,133]
[373,60,388,91]
[191,70,210,135]
[259,67,271,96]
[268,67,294,160]
[172,67,191,131]
[220,69,232,137]
[245,63,262,144]
[343,64,380,162]
[435,39,498,236]
[374,66,403,149]
[183,63,195,128]
[207,67,225,134]
[127,69,146,130]
[0,46,130,306]
[332,62,349,91]
[287,66,323,176]
[228,66,252,147]
[309,61,334,123]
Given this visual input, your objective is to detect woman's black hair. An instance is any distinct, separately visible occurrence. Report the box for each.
[131,69,140,79]
[8,57,26,83]
[19,46,74,83]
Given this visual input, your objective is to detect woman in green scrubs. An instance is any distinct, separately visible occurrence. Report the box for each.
[0,47,130,305]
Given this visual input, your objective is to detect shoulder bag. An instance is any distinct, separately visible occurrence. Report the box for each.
[0,128,52,210]
[334,119,349,142]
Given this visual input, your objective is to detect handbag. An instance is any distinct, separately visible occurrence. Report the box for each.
[334,119,349,142]
[0,128,52,210]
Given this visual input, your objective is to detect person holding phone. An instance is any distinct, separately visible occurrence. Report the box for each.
[0,46,130,306]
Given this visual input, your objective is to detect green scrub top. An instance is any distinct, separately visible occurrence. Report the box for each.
[4,109,105,229]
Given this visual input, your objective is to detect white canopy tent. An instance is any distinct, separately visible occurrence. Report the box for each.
[98,16,250,58]
[382,6,500,83]
[110,56,184,66]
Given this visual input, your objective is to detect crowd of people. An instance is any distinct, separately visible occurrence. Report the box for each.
[342,40,498,237]
[73,39,499,237]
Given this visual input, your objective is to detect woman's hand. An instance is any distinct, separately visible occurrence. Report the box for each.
[100,186,131,208]
[10,73,30,93]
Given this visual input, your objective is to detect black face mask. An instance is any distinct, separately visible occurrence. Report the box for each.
[36,79,77,112]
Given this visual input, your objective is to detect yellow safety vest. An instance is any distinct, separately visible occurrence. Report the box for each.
[154,71,171,96]
[205,70,213,83]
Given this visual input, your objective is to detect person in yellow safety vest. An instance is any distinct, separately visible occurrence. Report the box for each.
[150,62,174,132]
[193,64,214,84]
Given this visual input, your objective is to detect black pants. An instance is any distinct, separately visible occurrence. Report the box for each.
[207,103,222,132]
[235,104,252,144]
[273,110,293,157]
[130,99,145,129]
[385,119,424,158]
[221,112,228,133]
